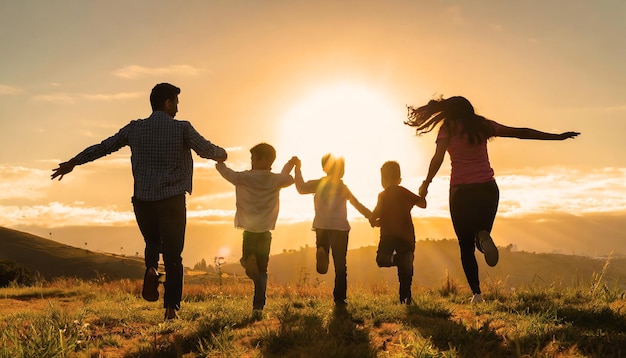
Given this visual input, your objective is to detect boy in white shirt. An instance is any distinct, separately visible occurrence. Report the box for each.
[216,143,295,313]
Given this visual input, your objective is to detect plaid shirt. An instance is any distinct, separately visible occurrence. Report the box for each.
[72,111,227,201]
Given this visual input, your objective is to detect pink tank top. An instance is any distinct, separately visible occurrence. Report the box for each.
[436,120,504,186]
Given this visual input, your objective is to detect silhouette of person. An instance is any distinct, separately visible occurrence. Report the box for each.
[215,143,295,317]
[405,96,579,303]
[51,83,227,319]
[293,154,371,306]
[369,161,426,305]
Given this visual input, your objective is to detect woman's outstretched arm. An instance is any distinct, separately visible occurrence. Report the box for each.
[419,137,449,197]
[497,125,580,140]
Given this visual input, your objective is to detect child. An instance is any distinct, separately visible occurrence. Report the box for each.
[216,143,296,314]
[293,154,371,306]
[369,161,426,305]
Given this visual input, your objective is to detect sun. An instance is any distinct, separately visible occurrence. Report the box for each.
[277,82,421,209]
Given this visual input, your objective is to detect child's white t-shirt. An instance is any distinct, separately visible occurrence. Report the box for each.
[216,163,294,232]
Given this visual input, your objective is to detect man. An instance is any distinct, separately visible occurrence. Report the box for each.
[51,83,227,319]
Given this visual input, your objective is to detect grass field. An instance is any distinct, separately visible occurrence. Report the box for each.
[1,270,625,358]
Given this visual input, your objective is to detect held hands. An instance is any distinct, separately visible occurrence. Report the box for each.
[51,160,76,181]
[290,156,301,169]
[215,155,227,163]
[418,180,429,198]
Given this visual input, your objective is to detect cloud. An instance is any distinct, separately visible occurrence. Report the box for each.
[0,202,236,228]
[81,92,143,101]
[33,91,143,103]
[404,166,626,219]
[495,167,626,217]
[83,155,131,169]
[0,84,23,95]
[0,202,136,228]
[443,5,465,26]
[2,164,625,228]
[32,93,76,103]
[112,65,205,79]
[602,104,626,113]
[0,166,50,200]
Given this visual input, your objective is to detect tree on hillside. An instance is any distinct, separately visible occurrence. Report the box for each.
[0,259,36,287]
[193,258,209,272]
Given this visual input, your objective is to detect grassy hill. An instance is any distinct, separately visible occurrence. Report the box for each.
[1,276,625,357]
[1,227,625,356]
[0,227,145,281]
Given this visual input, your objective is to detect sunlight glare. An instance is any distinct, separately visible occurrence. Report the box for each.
[278,83,421,214]
[216,246,231,259]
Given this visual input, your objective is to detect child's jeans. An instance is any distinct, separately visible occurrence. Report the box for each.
[242,231,272,309]
[376,235,415,303]
[315,229,349,303]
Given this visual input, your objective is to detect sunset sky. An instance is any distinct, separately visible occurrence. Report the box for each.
[1,1,625,265]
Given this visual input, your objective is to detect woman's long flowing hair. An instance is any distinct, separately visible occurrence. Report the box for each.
[405,96,495,144]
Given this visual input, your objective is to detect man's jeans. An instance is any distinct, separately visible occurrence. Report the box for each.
[133,194,186,310]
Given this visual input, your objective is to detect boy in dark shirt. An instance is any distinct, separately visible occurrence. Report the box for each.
[369,161,426,305]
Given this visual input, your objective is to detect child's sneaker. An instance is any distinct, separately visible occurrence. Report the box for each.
[142,267,159,302]
[376,253,394,267]
[240,255,259,280]
[471,293,484,304]
[316,247,329,274]
[477,230,499,267]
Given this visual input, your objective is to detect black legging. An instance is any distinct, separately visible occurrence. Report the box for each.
[449,181,499,294]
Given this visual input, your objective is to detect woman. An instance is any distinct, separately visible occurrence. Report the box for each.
[406,96,579,303]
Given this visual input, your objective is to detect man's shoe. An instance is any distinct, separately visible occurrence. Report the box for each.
[242,255,259,280]
[164,307,179,320]
[471,293,484,304]
[252,309,263,321]
[316,247,329,274]
[477,230,499,267]
[142,267,159,302]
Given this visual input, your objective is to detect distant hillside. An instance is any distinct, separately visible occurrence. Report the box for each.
[3,226,625,291]
[0,227,144,280]
[222,239,626,290]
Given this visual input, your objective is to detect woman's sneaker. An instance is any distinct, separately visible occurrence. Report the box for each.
[477,230,499,267]
[316,247,329,274]
[471,293,484,304]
